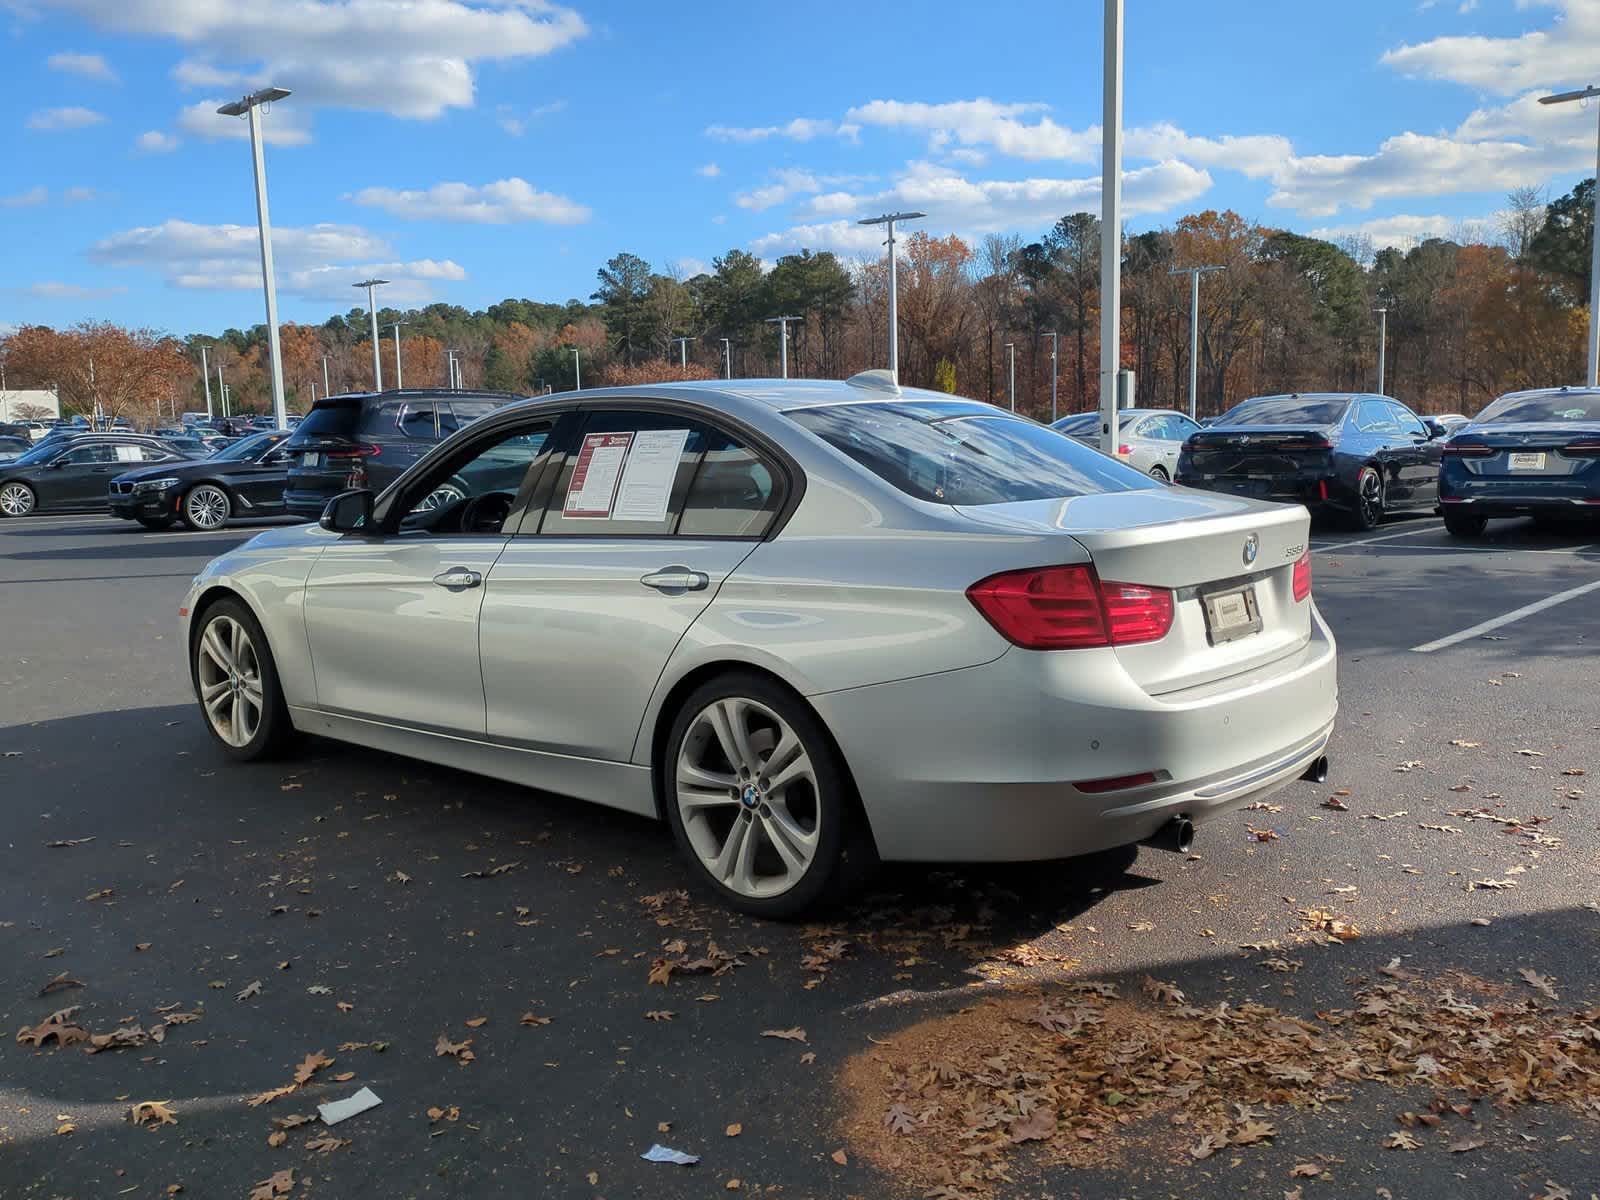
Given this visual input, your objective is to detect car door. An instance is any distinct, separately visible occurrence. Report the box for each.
[480,406,786,762]
[236,436,293,511]
[1351,400,1407,501]
[300,416,559,735]
[1386,401,1441,508]
[46,443,123,505]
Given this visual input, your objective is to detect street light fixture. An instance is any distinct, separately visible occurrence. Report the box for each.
[386,320,406,390]
[765,316,801,379]
[669,336,695,377]
[1100,0,1124,456]
[857,210,925,380]
[1004,341,1016,411]
[1169,264,1226,420]
[1539,84,1600,385]
[322,354,331,399]
[216,86,291,431]
[570,347,582,390]
[719,337,732,379]
[353,278,390,390]
[1374,305,1391,394]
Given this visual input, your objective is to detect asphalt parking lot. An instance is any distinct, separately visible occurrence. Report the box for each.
[2,512,1598,1200]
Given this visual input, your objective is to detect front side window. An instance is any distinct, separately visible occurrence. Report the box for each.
[789,403,1153,506]
[396,418,556,533]
[63,444,116,465]
[539,411,709,537]
[1353,401,1398,435]
[1385,402,1428,439]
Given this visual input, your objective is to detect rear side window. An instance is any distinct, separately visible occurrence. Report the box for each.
[297,402,363,437]
[789,404,1152,506]
[397,404,439,440]
[678,434,780,537]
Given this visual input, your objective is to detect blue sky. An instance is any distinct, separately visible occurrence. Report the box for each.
[4,0,1599,335]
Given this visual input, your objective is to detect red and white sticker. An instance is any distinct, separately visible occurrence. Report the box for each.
[563,431,633,518]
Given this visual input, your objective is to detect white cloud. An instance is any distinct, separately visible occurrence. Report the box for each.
[696,162,721,178]
[179,99,313,146]
[753,159,1212,257]
[46,51,116,81]
[88,218,465,302]
[946,147,988,167]
[1123,123,1292,180]
[845,98,1096,161]
[670,257,710,278]
[2,186,50,208]
[27,281,128,300]
[734,168,873,212]
[134,130,180,153]
[43,0,588,120]
[346,177,590,225]
[495,99,564,137]
[27,106,105,131]
[1308,212,1496,249]
[1458,0,1478,11]
[705,117,843,143]
[1381,0,1594,94]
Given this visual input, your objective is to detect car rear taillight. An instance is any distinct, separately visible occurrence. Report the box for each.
[967,564,1173,649]
[1278,436,1333,452]
[1562,439,1600,458]
[1292,550,1312,603]
[1117,444,1132,457]
[1441,442,1493,457]
[324,443,381,460]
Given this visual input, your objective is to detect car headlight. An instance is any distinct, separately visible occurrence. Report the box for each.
[133,477,181,494]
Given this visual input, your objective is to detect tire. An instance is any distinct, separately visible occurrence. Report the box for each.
[662,672,871,918]
[1347,466,1384,531]
[137,515,175,530]
[1148,465,1170,483]
[191,598,293,761]
[182,484,231,531]
[0,482,36,518]
[1442,508,1487,538]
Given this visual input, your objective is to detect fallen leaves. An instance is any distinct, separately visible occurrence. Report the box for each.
[1289,1163,1322,1178]
[1189,1133,1227,1160]
[305,1133,350,1154]
[1231,1120,1276,1146]
[235,980,262,1002]
[1296,908,1360,941]
[1141,977,1186,1006]
[1320,795,1349,811]
[38,972,84,997]
[760,1027,807,1043]
[830,1149,848,1166]
[464,1016,488,1028]
[1448,1136,1485,1153]
[46,837,95,848]
[1519,967,1560,1001]
[435,1035,475,1065]
[725,1122,742,1137]
[460,861,520,879]
[1469,878,1518,891]
[1007,1107,1056,1143]
[518,1012,551,1027]
[427,1105,460,1123]
[645,1010,675,1022]
[293,1051,334,1085]
[129,1100,177,1128]
[83,888,113,902]
[248,1169,295,1200]
[1245,826,1279,842]
[1384,1130,1421,1151]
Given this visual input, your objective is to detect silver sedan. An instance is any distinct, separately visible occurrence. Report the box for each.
[182,373,1337,917]
[1051,408,1203,480]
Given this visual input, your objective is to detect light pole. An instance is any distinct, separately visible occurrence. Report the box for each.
[200,345,214,420]
[387,320,406,390]
[1169,264,1226,420]
[1004,341,1016,411]
[217,86,291,431]
[669,336,695,376]
[765,316,801,379]
[857,210,925,380]
[1100,0,1123,455]
[720,337,731,379]
[322,354,331,399]
[1540,84,1600,386]
[216,362,227,418]
[570,347,582,390]
[1044,332,1059,422]
[1375,305,1390,394]
[353,278,390,391]
[443,349,457,389]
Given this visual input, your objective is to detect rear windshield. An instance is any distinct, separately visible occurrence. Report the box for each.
[1215,397,1349,426]
[1050,412,1098,435]
[788,404,1153,505]
[294,401,363,438]
[1474,391,1600,423]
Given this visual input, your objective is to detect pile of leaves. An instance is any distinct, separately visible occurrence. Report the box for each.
[839,970,1600,1196]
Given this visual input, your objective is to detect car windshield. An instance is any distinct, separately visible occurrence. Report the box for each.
[209,432,280,462]
[294,401,363,438]
[788,404,1154,505]
[1474,391,1600,423]
[1214,396,1350,426]
[11,439,71,466]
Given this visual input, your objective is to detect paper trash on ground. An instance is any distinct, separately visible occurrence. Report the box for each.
[640,1143,700,1165]
[317,1087,382,1126]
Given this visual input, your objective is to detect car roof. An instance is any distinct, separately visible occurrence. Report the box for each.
[508,372,1003,416]
[313,388,523,408]
[1490,385,1600,402]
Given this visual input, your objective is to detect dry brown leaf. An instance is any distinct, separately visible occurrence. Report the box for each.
[1141,976,1186,1006]
[645,1010,675,1022]
[427,1105,460,1123]
[1385,1131,1421,1150]
[464,1016,488,1028]
[86,1026,148,1054]
[799,1051,816,1065]
[246,1085,296,1107]
[1190,1133,1227,1160]
[235,980,262,1002]
[519,1012,551,1026]
[305,1133,349,1154]
[1519,967,1560,1001]
[38,972,84,997]
[460,861,520,879]
[248,1168,295,1200]
[725,1122,742,1137]
[1289,1163,1322,1178]
[15,1017,89,1048]
[267,1130,287,1148]
[1007,1107,1056,1144]
[760,1027,807,1043]
[292,1051,333,1085]
[129,1100,177,1128]
[435,1034,475,1064]
[830,1149,848,1166]
[1320,795,1349,810]
[1449,1137,1485,1153]
[1232,1120,1276,1146]
[331,1071,355,1083]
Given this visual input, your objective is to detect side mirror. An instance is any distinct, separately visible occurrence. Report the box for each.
[320,488,375,533]
[1421,419,1448,440]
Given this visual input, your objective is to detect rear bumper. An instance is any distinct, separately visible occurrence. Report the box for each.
[284,488,334,519]
[813,603,1338,862]
[1439,461,1600,515]
[1176,471,1340,511]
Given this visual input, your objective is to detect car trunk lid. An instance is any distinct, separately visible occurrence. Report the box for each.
[955,489,1313,695]
[1183,425,1335,478]
[1448,421,1600,479]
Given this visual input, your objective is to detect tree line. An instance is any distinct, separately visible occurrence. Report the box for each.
[2,181,1594,427]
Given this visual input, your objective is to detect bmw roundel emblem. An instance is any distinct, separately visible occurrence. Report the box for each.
[1243,533,1260,565]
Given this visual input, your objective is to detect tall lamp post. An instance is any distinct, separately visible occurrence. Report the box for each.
[353,278,390,391]
[765,316,801,379]
[200,345,214,420]
[1004,341,1017,411]
[1539,84,1600,386]
[1374,305,1390,395]
[322,354,331,399]
[857,210,925,381]
[719,337,732,379]
[1044,331,1059,422]
[1100,0,1124,455]
[669,336,695,376]
[386,320,406,390]
[1169,264,1225,419]
[216,86,291,431]
[570,347,582,390]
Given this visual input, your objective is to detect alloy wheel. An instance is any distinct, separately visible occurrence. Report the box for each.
[196,614,264,748]
[674,696,820,900]
[185,486,229,530]
[1358,470,1383,527]
[0,483,35,517]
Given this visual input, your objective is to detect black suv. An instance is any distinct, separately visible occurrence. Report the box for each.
[281,390,520,520]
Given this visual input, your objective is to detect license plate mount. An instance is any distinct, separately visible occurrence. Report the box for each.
[1201,583,1263,645]
[302,452,321,468]
[1508,451,1545,471]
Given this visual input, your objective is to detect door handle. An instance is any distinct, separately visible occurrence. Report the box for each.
[433,567,482,589]
[640,567,709,593]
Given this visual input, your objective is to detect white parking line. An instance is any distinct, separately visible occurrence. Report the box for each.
[1411,577,1600,652]
[1311,523,1443,553]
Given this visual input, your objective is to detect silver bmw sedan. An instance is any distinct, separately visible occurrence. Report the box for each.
[181,372,1336,917]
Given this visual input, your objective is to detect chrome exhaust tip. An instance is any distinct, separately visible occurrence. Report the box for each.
[1141,815,1195,855]
[1300,755,1330,784]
